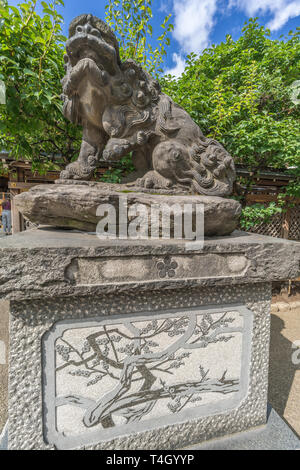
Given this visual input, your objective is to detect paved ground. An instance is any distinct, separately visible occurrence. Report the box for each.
[269,306,300,437]
[0,301,299,440]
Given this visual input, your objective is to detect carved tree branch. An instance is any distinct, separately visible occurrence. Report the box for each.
[57,376,239,424]
[102,376,240,420]
[83,315,197,427]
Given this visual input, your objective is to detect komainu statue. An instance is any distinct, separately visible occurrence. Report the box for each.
[60,14,236,196]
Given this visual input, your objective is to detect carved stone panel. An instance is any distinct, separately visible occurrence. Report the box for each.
[42,305,253,450]
[65,253,250,286]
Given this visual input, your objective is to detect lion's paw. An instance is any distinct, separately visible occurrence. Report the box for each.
[136,171,173,190]
[60,159,96,180]
[102,138,132,162]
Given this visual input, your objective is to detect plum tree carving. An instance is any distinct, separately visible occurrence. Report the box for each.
[55,312,241,429]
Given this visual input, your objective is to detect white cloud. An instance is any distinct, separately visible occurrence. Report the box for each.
[229,0,300,30]
[164,0,218,77]
[267,1,300,29]
[159,0,174,13]
[172,0,218,53]
[165,53,186,77]
[165,0,299,77]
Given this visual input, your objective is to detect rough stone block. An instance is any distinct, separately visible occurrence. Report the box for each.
[0,229,299,450]
[8,284,271,450]
[14,182,241,236]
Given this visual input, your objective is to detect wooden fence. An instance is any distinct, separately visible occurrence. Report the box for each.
[245,194,300,241]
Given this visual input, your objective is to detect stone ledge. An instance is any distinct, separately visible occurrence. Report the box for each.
[0,229,299,301]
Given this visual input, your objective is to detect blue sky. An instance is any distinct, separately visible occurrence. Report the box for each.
[8,0,300,76]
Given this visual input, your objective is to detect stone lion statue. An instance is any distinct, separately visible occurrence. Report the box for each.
[61,14,236,196]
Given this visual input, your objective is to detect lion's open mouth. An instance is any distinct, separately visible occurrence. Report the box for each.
[66,33,118,76]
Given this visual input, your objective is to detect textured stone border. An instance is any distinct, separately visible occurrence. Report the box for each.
[2,407,300,450]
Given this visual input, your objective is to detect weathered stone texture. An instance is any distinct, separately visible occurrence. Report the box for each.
[59,14,236,196]
[14,13,242,232]
[3,229,299,450]
[8,283,271,450]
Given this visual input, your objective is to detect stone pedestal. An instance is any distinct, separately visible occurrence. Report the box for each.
[0,229,299,450]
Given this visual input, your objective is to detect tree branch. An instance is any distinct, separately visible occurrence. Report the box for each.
[57,375,239,425]
[83,315,198,427]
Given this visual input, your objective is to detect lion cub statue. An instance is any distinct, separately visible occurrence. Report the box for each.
[61,14,236,196]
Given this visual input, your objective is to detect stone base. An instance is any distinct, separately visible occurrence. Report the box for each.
[14,181,241,236]
[0,229,299,450]
[185,406,300,450]
[7,283,270,450]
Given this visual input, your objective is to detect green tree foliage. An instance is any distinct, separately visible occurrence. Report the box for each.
[162,19,300,224]
[240,202,284,231]
[100,154,135,184]
[105,0,173,77]
[0,0,172,176]
[101,0,173,181]
[0,0,83,172]
[1,2,299,232]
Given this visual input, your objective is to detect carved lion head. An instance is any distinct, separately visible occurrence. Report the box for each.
[65,14,121,76]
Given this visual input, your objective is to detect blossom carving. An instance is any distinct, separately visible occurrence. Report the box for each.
[156,256,178,278]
